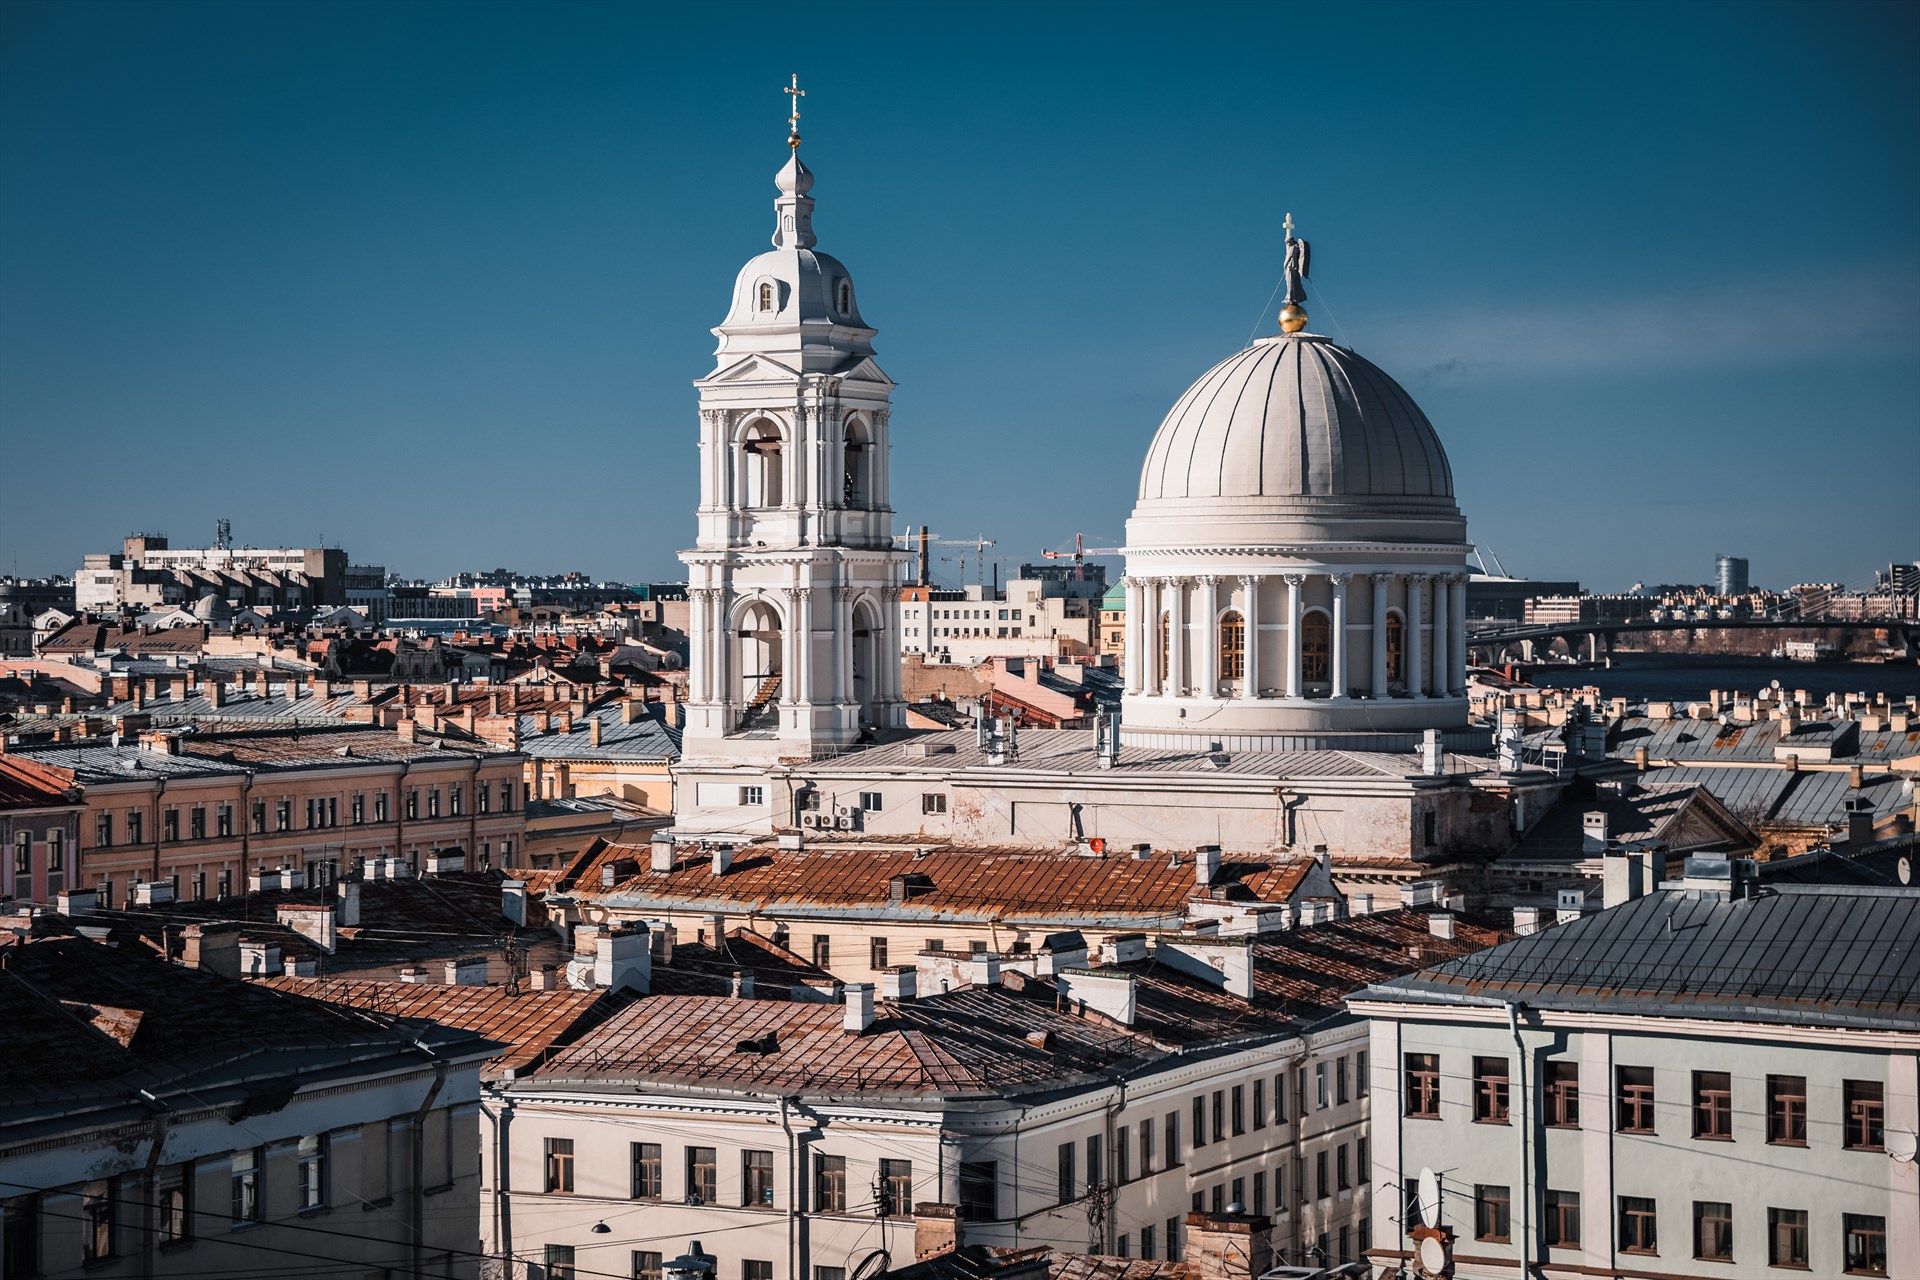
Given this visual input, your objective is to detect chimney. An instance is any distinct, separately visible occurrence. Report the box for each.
[1582,811,1609,852]
[1847,797,1875,846]
[1421,728,1445,776]
[1428,912,1456,940]
[501,879,527,927]
[1184,1211,1273,1280]
[966,953,1000,988]
[207,681,226,708]
[1194,844,1221,886]
[1850,763,1865,789]
[1107,933,1148,964]
[443,955,489,985]
[1633,746,1649,771]
[1057,970,1136,1025]
[594,922,651,993]
[399,965,428,983]
[590,717,604,747]
[878,966,917,1001]
[843,982,876,1034]
[336,879,361,928]
[527,964,557,991]
[913,1203,962,1261]
[1513,906,1543,936]
[180,923,242,978]
[711,845,734,876]
[56,888,99,917]
[1603,849,1648,908]
[650,833,675,874]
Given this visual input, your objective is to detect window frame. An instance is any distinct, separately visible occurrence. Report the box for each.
[1473,1055,1512,1124]
[1767,1075,1808,1146]
[1692,1071,1733,1141]
[1405,1052,1441,1119]
[1619,1195,1659,1255]
[1545,1060,1580,1128]
[1474,1184,1512,1244]
[1617,1065,1656,1134]
[1693,1200,1734,1262]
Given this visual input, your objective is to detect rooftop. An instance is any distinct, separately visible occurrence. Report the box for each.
[1354,883,1920,1032]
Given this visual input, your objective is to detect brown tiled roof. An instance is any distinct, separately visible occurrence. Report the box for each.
[263,975,636,1077]
[0,755,77,808]
[176,724,502,765]
[572,838,1317,925]
[650,928,839,998]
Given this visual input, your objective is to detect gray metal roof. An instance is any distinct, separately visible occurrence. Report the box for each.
[1610,715,1920,766]
[515,705,680,761]
[1650,764,1912,827]
[1356,884,1920,1031]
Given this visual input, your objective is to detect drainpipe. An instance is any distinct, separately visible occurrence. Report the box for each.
[490,1098,515,1267]
[469,758,481,866]
[411,1054,450,1280]
[395,761,411,865]
[1506,1002,1531,1277]
[136,1106,169,1280]
[240,768,254,888]
[149,777,168,900]
[779,1097,802,1280]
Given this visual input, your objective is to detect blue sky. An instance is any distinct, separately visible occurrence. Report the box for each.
[3,0,1915,592]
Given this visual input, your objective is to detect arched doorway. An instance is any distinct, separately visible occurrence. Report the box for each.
[733,597,784,730]
[739,419,784,509]
[850,598,883,727]
[1219,610,1245,686]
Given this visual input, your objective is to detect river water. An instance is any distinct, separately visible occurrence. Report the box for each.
[1522,655,1920,704]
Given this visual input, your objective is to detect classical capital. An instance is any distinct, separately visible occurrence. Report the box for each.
[834,586,857,603]
[1328,573,1353,589]
[1237,574,1260,589]
[1196,574,1220,589]
[1407,573,1431,586]
[1282,573,1308,589]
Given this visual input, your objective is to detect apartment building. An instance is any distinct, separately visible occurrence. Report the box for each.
[484,907,1496,1280]
[0,756,82,902]
[1349,866,1919,1280]
[0,931,494,1279]
[9,723,526,908]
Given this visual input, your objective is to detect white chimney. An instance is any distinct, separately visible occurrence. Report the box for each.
[1421,728,1445,776]
[1107,933,1148,964]
[843,982,876,1034]
[1194,844,1221,886]
[500,880,526,927]
[650,833,675,873]
[711,844,734,876]
[1428,913,1456,940]
[1057,970,1136,1026]
[1581,811,1609,852]
[443,955,489,985]
[878,967,917,1001]
[595,923,652,993]
[1513,906,1543,936]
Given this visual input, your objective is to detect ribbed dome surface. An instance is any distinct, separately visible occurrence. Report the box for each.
[1138,333,1454,503]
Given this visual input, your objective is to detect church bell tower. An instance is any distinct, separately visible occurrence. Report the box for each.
[679,84,909,764]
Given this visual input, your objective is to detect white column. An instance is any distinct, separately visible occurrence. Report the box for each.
[835,587,855,706]
[882,584,904,710]
[1329,574,1351,700]
[1450,575,1469,696]
[781,587,801,705]
[1406,575,1427,700]
[1196,576,1219,696]
[1239,574,1261,698]
[1430,573,1449,699]
[1124,579,1144,694]
[1284,573,1305,700]
[712,588,731,707]
[1167,579,1188,696]
[690,588,711,702]
[796,587,815,703]
[1370,574,1390,699]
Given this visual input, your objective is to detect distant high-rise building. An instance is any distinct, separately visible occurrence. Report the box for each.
[1715,554,1749,596]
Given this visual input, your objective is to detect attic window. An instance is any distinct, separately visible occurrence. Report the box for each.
[757,282,774,312]
[837,280,851,313]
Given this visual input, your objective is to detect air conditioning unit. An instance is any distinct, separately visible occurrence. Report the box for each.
[802,813,824,829]
[835,806,854,818]
[835,816,856,830]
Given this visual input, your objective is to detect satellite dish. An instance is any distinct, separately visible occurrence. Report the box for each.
[1417,1167,1442,1225]
[849,1251,891,1280]
[1889,1129,1917,1164]
[1771,679,1781,690]
[1417,1236,1446,1274]
[1899,855,1913,886]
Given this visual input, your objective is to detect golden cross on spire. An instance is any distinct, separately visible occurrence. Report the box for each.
[784,74,806,148]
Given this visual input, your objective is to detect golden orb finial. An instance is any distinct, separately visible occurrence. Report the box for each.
[1279,302,1309,333]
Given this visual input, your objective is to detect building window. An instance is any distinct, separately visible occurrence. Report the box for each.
[1252,1078,1266,1130]
[1543,1060,1580,1126]
[1406,1053,1441,1118]
[1693,1071,1733,1140]
[1087,1134,1103,1188]
[1057,1142,1075,1203]
[958,1160,996,1221]
[1252,1170,1266,1217]
[1694,1201,1733,1261]
[922,793,947,815]
[1336,1055,1350,1105]
[1314,1065,1328,1109]
[1768,1208,1808,1268]
[1140,1225,1156,1260]
[816,1269,845,1280]
[1192,1096,1206,1146]
[1844,1080,1885,1150]
[500,780,514,812]
[163,809,180,842]
[1167,1216,1182,1262]
[297,1135,328,1210]
[546,1245,577,1280]
[190,806,205,839]
[1158,612,1170,685]
[879,1159,912,1217]
[544,1138,575,1193]
[688,1147,718,1205]
[153,1163,191,1243]
[1386,612,1405,682]
[758,281,774,311]
[405,790,418,820]
[1315,1150,1328,1200]
[1301,611,1330,683]
[1767,1074,1807,1145]
[1617,1065,1656,1133]
[1275,1071,1288,1122]
[276,799,291,831]
[745,1150,775,1207]
[1337,1144,1350,1192]
[427,788,440,818]
[96,812,112,848]
[1619,1195,1658,1254]
[1474,1056,1510,1123]
[216,803,232,837]
[811,934,831,969]
[1546,1190,1581,1248]
[633,1251,663,1280]
[632,1143,662,1199]
[741,785,765,806]
[1844,1214,1887,1275]
[1473,1184,1510,1242]
[744,1264,773,1280]
[1116,1125,1130,1183]
[838,280,851,313]
[249,801,264,835]
[82,1179,116,1260]
[1139,1117,1154,1174]
[1232,1084,1246,1134]
[814,1153,845,1213]
[1356,1135,1367,1182]
[128,809,144,843]
[1219,611,1244,680]
[1213,1088,1226,1140]
[1165,1111,1180,1165]
[859,791,883,811]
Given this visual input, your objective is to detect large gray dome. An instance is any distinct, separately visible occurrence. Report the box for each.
[1138,332,1455,507]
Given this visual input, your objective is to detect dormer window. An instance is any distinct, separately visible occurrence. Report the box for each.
[757,282,774,313]
[837,280,851,314]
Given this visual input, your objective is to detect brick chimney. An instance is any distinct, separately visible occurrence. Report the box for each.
[1184,1210,1272,1280]
[207,681,226,708]
[913,1203,964,1260]
[590,717,604,747]
[181,922,243,979]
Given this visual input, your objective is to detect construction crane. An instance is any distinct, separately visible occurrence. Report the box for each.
[897,530,999,586]
[1041,533,1124,580]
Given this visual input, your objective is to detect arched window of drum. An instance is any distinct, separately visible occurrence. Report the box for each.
[757,282,774,312]
[1219,611,1245,681]
[837,280,851,314]
[1158,613,1171,685]
[1302,612,1331,684]
[1386,613,1405,683]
